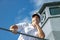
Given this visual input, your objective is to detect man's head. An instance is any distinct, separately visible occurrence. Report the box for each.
[32,14,40,24]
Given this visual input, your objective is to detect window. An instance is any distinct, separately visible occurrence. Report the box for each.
[41,12,46,24]
[49,7,60,15]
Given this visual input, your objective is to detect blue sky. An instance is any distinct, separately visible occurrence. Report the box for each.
[0,0,39,40]
[0,0,60,40]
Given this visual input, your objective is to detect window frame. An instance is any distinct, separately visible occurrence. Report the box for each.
[49,6,60,15]
[41,11,46,24]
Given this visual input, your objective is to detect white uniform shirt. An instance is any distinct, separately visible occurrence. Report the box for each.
[16,22,40,40]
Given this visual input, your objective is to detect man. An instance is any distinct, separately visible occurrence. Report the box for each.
[10,13,45,40]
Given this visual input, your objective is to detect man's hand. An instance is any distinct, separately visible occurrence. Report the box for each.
[34,23,39,27]
[10,25,18,34]
[32,20,39,28]
[33,22,45,38]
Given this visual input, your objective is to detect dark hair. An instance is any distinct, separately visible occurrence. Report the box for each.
[32,14,40,22]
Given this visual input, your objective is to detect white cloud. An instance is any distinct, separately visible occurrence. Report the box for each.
[21,17,31,23]
[15,8,27,23]
[30,0,60,9]
[29,0,45,17]
[47,0,60,2]
[30,0,60,15]
[18,8,26,14]
[15,0,60,24]
[15,7,31,23]
[16,7,40,23]
[33,0,43,7]
[29,9,39,17]
[15,0,43,23]
[15,16,31,23]
[30,0,45,8]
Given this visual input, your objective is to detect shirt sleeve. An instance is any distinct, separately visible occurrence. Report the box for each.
[16,22,27,32]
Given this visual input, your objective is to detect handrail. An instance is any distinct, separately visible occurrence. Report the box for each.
[0,27,47,40]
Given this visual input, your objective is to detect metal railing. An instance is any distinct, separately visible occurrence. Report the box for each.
[0,27,48,40]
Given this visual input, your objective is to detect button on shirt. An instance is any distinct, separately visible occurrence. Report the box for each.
[16,22,39,40]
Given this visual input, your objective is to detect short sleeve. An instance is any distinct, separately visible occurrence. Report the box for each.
[16,22,28,32]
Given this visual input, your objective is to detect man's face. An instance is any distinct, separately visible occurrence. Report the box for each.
[32,16,40,24]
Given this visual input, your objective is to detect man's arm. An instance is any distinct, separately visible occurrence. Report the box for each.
[10,23,25,34]
[36,24,45,38]
[10,25,18,34]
